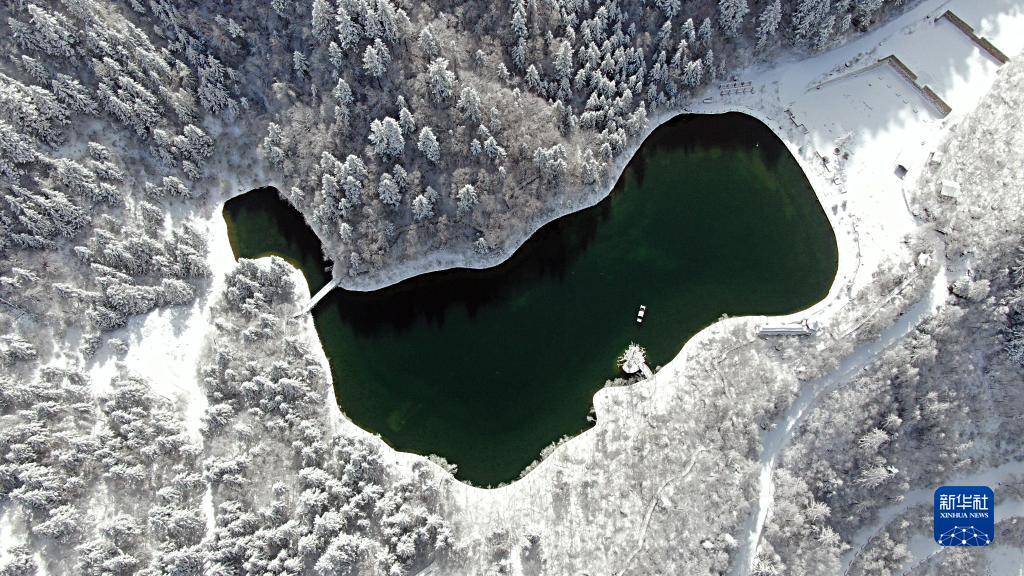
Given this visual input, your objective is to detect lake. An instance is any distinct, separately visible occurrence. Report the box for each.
[224,113,838,486]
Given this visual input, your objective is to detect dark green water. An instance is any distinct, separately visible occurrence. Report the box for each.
[224,113,838,486]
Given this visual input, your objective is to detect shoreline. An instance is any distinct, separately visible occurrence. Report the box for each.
[156,0,1008,502]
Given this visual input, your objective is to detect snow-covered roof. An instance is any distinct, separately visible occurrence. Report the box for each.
[940,180,962,198]
[759,320,814,336]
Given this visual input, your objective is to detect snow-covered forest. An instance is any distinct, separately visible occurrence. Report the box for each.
[0,0,920,342]
[3,0,1022,574]
[751,55,1024,576]
[250,0,918,280]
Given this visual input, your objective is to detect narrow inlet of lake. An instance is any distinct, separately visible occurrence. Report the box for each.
[224,113,839,486]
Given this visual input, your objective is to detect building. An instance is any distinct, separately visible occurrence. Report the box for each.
[758,319,817,337]
[940,179,962,199]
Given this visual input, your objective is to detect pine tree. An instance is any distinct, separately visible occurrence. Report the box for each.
[417,127,440,164]
[293,51,309,77]
[399,105,416,134]
[553,40,574,80]
[456,86,482,124]
[718,0,749,38]
[525,64,542,93]
[377,173,401,207]
[682,59,704,87]
[855,0,886,27]
[793,0,828,47]
[412,194,433,221]
[426,58,455,103]
[418,27,438,59]
[656,21,674,52]
[375,0,399,43]
[368,117,404,157]
[333,78,352,124]
[698,18,713,53]
[681,18,697,47]
[755,0,783,53]
[814,14,836,52]
[362,44,387,79]
[455,184,478,217]
[336,7,361,51]
[312,0,333,40]
[655,0,681,19]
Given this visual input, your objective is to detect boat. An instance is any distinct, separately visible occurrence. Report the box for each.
[636,305,646,324]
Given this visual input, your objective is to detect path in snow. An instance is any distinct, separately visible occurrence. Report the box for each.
[731,255,949,576]
[840,461,1024,575]
[614,447,706,576]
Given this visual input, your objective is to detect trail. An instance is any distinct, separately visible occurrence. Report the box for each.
[839,461,1024,575]
[731,259,949,576]
[615,447,706,576]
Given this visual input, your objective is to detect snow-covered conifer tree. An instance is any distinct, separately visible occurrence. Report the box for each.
[363,43,388,79]
[793,0,828,47]
[377,173,401,207]
[312,0,333,40]
[456,86,482,124]
[655,0,681,19]
[718,0,749,38]
[698,18,713,53]
[418,27,438,59]
[426,58,455,103]
[755,0,783,53]
[417,127,440,164]
[368,117,404,157]
[336,7,361,51]
[333,78,352,124]
[412,193,434,221]
[455,184,478,217]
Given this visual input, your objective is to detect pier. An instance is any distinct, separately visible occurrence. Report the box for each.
[294,277,341,317]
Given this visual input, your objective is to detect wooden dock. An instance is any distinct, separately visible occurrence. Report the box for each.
[294,277,341,317]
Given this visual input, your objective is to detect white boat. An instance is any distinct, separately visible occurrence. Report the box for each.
[636,305,646,324]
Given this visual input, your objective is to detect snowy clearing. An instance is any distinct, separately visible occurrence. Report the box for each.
[84,199,236,441]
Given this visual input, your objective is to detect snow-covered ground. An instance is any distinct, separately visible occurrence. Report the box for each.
[841,459,1024,573]
[425,0,1024,573]
[84,200,236,441]
[948,0,1024,55]
[0,509,48,575]
[79,170,260,539]
[733,255,948,576]
[47,0,1022,572]
[692,0,1023,299]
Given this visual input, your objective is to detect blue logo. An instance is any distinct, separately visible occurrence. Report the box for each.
[934,486,994,546]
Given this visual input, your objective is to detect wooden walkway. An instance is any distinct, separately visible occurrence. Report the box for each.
[293,277,341,317]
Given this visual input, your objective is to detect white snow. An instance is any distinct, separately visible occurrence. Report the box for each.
[0,509,16,562]
[0,509,48,575]
[895,18,1002,109]
[79,184,245,541]
[698,0,1023,296]
[427,1,1024,574]
[940,179,962,198]
[946,0,1024,55]
[982,537,1024,576]
[84,201,236,441]
[44,0,1021,573]
[732,256,948,576]
[840,460,1024,573]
